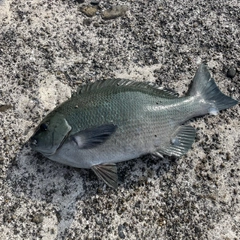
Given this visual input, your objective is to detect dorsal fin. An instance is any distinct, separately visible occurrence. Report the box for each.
[73,79,179,98]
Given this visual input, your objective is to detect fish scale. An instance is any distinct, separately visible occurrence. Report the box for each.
[30,64,238,188]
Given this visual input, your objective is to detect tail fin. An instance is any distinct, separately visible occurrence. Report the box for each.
[188,63,238,115]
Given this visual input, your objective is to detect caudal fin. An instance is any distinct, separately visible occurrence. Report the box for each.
[188,63,238,115]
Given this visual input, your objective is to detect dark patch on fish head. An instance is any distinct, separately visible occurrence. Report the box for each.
[30,112,72,156]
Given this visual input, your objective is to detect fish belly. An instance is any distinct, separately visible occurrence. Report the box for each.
[52,93,195,168]
[49,107,181,168]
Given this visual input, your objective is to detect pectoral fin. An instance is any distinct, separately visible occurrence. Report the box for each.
[71,124,117,149]
[91,163,118,189]
[157,125,196,157]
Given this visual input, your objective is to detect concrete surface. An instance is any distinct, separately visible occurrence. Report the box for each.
[0,0,239,239]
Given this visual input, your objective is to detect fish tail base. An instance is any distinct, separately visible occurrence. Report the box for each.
[188,64,238,114]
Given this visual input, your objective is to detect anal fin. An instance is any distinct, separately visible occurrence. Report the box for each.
[157,125,196,157]
[152,151,164,159]
[91,163,118,189]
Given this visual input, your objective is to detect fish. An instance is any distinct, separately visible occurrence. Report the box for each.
[30,64,238,188]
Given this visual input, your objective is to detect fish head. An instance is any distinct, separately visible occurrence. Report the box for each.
[30,112,72,156]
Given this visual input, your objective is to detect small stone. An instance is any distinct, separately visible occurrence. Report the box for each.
[90,1,100,5]
[93,22,100,27]
[79,5,98,17]
[83,18,92,26]
[102,5,128,20]
[226,152,231,161]
[95,218,102,225]
[118,225,125,239]
[32,214,44,224]
[75,0,85,3]
[0,105,12,112]
[226,66,236,78]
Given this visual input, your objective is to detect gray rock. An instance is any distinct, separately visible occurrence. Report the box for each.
[226,65,237,78]
[118,225,125,239]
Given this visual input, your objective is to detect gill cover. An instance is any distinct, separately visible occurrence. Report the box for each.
[30,112,72,156]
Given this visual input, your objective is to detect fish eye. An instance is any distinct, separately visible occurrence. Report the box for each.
[40,123,48,131]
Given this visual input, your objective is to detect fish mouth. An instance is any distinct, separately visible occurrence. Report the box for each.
[29,129,72,156]
[29,138,56,156]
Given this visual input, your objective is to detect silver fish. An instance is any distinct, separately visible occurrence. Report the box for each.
[30,64,238,188]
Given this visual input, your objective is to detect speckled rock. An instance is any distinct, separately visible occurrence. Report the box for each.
[0,0,239,240]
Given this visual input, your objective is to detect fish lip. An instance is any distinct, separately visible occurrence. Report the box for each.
[29,133,68,157]
[30,142,56,156]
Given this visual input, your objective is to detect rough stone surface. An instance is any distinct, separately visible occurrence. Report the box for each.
[0,0,239,239]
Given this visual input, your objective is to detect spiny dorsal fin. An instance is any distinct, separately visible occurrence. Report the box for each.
[74,79,179,98]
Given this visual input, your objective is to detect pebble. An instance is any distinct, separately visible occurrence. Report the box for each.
[83,18,92,26]
[32,214,44,224]
[226,65,236,78]
[0,104,12,112]
[102,5,128,20]
[118,225,125,239]
[79,5,98,17]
